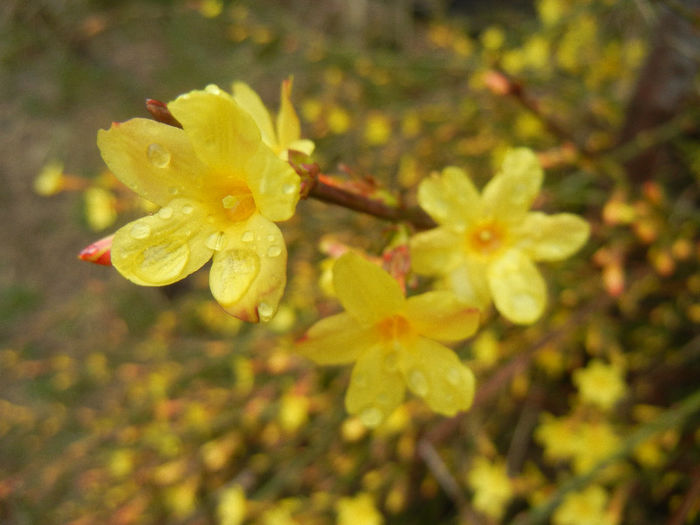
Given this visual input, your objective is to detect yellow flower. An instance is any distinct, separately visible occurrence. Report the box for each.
[232,78,314,160]
[97,85,300,322]
[552,485,614,525]
[336,493,383,525]
[573,359,627,411]
[410,148,590,324]
[297,252,479,426]
[467,457,514,520]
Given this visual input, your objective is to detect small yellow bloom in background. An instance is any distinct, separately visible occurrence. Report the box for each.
[573,359,627,411]
[364,112,392,146]
[217,484,247,525]
[232,78,315,160]
[328,106,352,135]
[34,160,66,196]
[98,85,300,322]
[336,492,383,525]
[552,485,614,525]
[467,457,514,520]
[84,187,117,231]
[198,0,223,18]
[410,148,590,324]
[297,252,479,427]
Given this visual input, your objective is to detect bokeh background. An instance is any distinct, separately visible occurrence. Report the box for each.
[1,0,699,524]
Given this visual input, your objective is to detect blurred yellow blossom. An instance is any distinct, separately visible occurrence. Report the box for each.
[217,485,246,525]
[328,106,352,134]
[84,187,117,231]
[232,78,314,160]
[34,160,66,195]
[410,148,590,324]
[553,485,614,525]
[198,0,223,18]
[573,359,627,411]
[297,252,479,426]
[98,85,300,322]
[467,457,514,520]
[336,493,383,525]
[481,26,506,51]
[278,391,310,433]
[364,112,392,146]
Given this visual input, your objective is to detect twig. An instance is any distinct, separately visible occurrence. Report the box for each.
[416,439,466,508]
[667,467,700,525]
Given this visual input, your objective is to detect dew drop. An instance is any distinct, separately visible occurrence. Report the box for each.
[206,231,226,251]
[383,352,398,373]
[266,245,282,257]
[512,293,537,312]
[157,206,173,219]
[241,231,254,242]
[147,143,171,168]
[257,301,275,322]
[182,205,194,215]
[359,407,383,427]
[447,368,462,386]
[282,183,296,195]
[129,223,151,239]
[168,186,179,196]
[478,229,493,242]
[408,369,429,397]
[266,234,276,242]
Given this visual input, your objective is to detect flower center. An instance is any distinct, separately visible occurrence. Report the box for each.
[376,315,412,343]
[221,182,256,222]
[467,221,506,257]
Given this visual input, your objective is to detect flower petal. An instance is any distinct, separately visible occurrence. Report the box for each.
[232,81,277,149]
[333,252,405,326]
[209,214,287,322]
[111,198,214,286]
[487,249,546,324]
[346,346,406,427]
[446,260,491,309]
[404,291,480,342]
[276,78,301,151]
[168,86,260,174]
[297,313,376,365]
[97,119,209,206]
[398,337,475,416]
[482,148,543,222]
[514,212,590,261]
[244,143,300,222]
[409,227,462,275]
[417,166,481,226]
[287,139,315,156]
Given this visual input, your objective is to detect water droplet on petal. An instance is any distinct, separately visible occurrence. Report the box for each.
[266,234,275,242]
[182,205,194,215]
[383,352,398,372]
[257,301,275,322]
[360,407,383,427]
[206,231,226,251]
[408,369,429,397]
[147,143,171,168]
[512,293,537,312]
[168,186,179,196]
[129,223,151,239]
[241,231,254,242]
[157,206,173,219]
[266,245,282,257]
[282,183,296,195]
[447,368,461,386]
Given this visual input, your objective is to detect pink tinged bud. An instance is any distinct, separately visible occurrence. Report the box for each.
[78,234,114,266]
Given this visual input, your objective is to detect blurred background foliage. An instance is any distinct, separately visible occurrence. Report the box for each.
[1,0,699,523]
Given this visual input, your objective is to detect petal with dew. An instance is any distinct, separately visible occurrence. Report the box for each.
[209,214,287,322]
[232,81,277,149]
[287,139,315,157]
[346,346,406,427]
[446,259,491,309]
[297,313,377,365]
[97,119,209,207]
[404,291,480,342]
[398,337,475,416]
[409,227,462,275]
[111,198,215,286]
[168,86,260,174]
[276,78,301,151]
[333,252,405,326]
[514,212,590,261]
[482,148,543,222]
[244,142,300,222]
[417,166,481,226]
[488,249,546,324]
